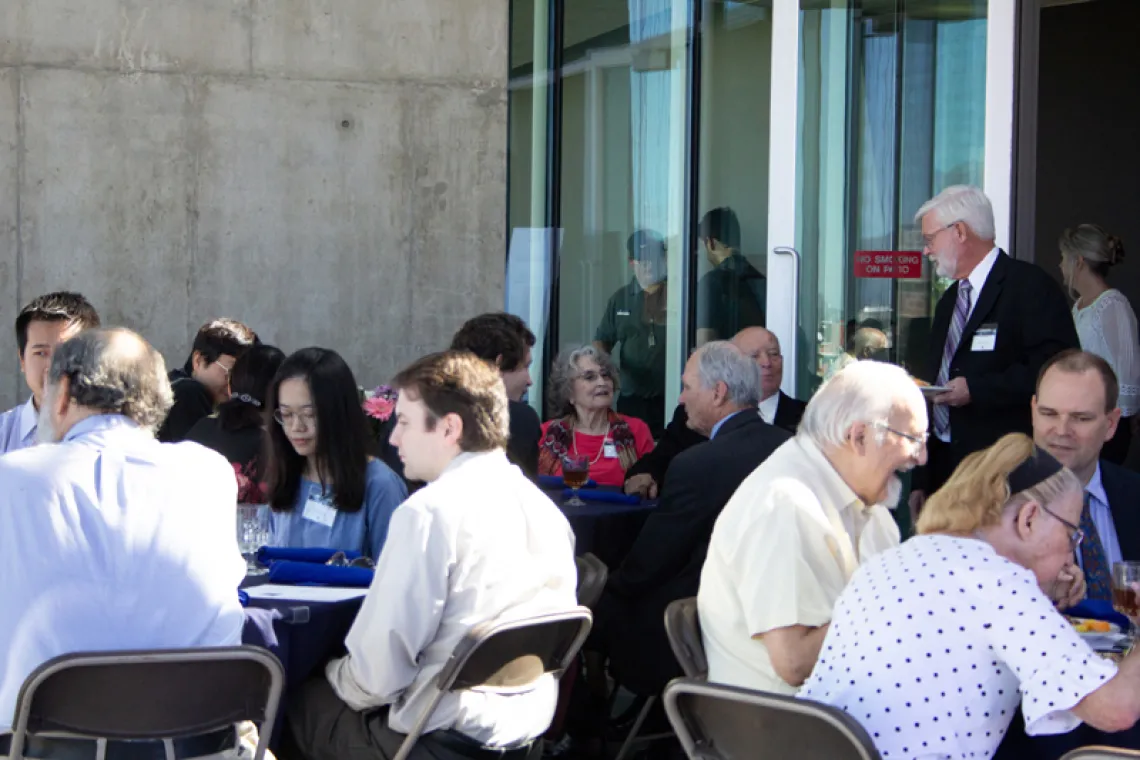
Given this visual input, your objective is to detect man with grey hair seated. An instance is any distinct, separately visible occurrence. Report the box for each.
[698,360,928,695]
[588,342,791,702]
[0,328,248,756]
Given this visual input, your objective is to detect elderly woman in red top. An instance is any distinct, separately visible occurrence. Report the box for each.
[538,345,655,487]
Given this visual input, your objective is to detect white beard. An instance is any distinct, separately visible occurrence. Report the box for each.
[884,474,904,509]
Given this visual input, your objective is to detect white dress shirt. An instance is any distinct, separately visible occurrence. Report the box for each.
[698,436,900,694]
[758,393,780,425]
[801,535,1116,760]
[0,397,39,454]
[0,415,247,733]
[1074,289,1140,418]
[964,247,1002,321]
[326,450,578,748]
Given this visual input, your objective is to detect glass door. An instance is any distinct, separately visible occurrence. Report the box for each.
[765,0,992,399]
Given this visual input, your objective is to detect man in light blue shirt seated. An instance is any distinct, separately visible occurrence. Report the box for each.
[0,327,247,751]
[0,291,101,453]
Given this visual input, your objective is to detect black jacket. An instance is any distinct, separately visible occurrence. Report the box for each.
[918,252,1077,485]
[507,400,541,478]
[624,391,805,486]
[1102,460,1140,561]
[158,369,215,443]
[598,411,791,693]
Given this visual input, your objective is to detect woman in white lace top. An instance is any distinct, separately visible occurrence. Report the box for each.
[1060,224,1139,464]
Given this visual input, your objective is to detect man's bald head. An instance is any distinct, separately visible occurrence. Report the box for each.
[44,327,174,434]
[732,327,783,399]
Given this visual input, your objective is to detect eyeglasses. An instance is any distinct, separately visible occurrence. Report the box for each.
[216,361,235,377]
[577,370,614,383]
[274,407,317,428]
[921,221,959,248]
[875,422,928,449]
[1041,504,1085,550]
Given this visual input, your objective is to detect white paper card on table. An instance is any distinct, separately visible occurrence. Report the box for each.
[244,584,367,602]
[302,497,337,527]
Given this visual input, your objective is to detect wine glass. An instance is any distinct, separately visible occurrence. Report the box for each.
[237,504,271,575]
[1112,561,1140,645]
[562,455,590,507]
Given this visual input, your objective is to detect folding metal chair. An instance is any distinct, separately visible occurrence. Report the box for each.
[7,646,284,760]
[663,597,707,679]
[1061,749,1140,759]
[663,677,881,760]
[575,553,609,609]
[392,607,593,760]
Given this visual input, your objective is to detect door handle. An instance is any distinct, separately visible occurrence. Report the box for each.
[772,247,801,393]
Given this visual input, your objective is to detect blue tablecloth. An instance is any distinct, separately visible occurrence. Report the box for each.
[240,577,363,747]
[541,485,656,570]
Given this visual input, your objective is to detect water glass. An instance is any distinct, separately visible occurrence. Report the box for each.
[237,504,271,575]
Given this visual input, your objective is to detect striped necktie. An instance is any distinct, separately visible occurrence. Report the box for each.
[1080,490,1113,602]
[933,279,972,439]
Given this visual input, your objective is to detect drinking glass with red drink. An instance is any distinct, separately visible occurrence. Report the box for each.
[1112,561,1140,644]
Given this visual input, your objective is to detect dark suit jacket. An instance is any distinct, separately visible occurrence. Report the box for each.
[919,252,1077,485]
[1102,460,1140,561]
[157,370,215,443]
[507,400,541,478]
[598,411,792,693]
[624,391,804,486]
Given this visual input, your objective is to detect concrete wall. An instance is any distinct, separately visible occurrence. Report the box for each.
[0,0,509,408]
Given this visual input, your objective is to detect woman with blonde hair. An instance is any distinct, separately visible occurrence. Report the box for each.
[1060,224,1138,464]
[801,433,1140,759]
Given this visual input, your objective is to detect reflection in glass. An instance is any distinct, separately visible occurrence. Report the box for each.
[695,1,773,347]
[556,0,691,436]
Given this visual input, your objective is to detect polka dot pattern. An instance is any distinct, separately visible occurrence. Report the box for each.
[799,534,1117,759]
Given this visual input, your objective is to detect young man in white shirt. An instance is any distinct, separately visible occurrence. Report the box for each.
[0,291,100,453]
[288,351,578,760]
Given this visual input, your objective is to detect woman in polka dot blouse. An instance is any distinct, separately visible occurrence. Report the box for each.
[800,433,1140,759]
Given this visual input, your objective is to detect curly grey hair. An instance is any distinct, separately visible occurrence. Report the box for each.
[547,344,619,418]
[47,327,174,432]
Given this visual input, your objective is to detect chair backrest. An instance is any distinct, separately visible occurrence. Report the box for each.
[393,608,593,760]
[663,677,881,760]
[1062,749,1140,759]
[576,553,608,609]
[664,597,707,679]
[8,646,284,760]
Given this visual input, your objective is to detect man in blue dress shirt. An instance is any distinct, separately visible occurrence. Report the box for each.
[0,291,101,453]
[0,327,246,752]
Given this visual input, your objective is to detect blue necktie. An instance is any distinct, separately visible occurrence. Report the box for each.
[1080,491,1113,602]
[934,280,971,439]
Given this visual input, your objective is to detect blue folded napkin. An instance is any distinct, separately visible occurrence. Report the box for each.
[561,489,641,506]
[267,559,374,588]
[1067,598,1130,631]
[238,590,249,607]
[538,475,597,489]
[255,546,363,567]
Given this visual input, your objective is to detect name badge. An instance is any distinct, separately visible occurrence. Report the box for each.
[603,442,618,459]
[302,494,337,528]
[971,324,997,352]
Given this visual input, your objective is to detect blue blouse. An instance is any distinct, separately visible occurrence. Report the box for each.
[269,459,407,558]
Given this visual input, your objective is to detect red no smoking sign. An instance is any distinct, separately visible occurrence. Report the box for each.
[854,251,923,279]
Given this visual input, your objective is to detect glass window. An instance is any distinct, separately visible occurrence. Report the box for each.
[694,1,773,347]
[795,0,988,399]
[554,0,692,436]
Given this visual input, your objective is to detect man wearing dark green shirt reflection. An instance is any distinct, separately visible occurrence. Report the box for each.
[696,207,766,346]
[594,230,669,436]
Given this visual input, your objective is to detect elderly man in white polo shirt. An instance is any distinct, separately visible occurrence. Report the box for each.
[697,361,928,694]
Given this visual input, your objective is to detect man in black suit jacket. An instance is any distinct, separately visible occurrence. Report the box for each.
[911,186,1077,511]
[1001,350,1140,760]
[450,312,542,477]
[595,340,790,695]
[624,326,804,497]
